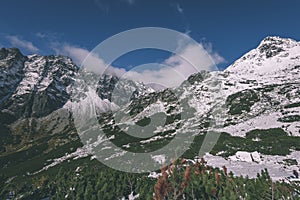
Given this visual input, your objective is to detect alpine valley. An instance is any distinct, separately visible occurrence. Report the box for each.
[1,36,300,199]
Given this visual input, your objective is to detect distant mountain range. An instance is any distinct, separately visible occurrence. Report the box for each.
[0,36,300,198]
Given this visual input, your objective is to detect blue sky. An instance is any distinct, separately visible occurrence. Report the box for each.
[1,0,300,74]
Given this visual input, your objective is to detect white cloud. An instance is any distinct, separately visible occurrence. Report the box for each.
[123,42,225,88]
[55,41,225,88]
[6,35,39,53]
[201,42,226,64]
[57,44,126,76]
[123,65,186,88]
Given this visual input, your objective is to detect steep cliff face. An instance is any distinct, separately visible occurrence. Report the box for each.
[0,49,78,120]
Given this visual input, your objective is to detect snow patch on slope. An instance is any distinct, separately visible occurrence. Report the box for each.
[204,150,300,181]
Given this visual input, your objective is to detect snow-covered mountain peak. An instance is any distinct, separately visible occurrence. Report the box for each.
[225,36,300,80]
[258,36,298,58]
[0,49,80,118]
[0,47,23,59]
[0,48,26,69]
[259,36,298,48]
[13,54,78,96]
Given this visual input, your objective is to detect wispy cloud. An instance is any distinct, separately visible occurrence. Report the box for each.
[35,31,62,41]
[35,32,47,38]
[6,35,39,53]
[170,2,191,35]
[175,3,184,14]
[201,42,226,64]
[171,2,184,15]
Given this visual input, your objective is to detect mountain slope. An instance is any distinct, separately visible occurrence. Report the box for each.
[0,36,300,195]
[80,36,300,178]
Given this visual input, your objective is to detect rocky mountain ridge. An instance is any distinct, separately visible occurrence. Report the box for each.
[0,36,300,180]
